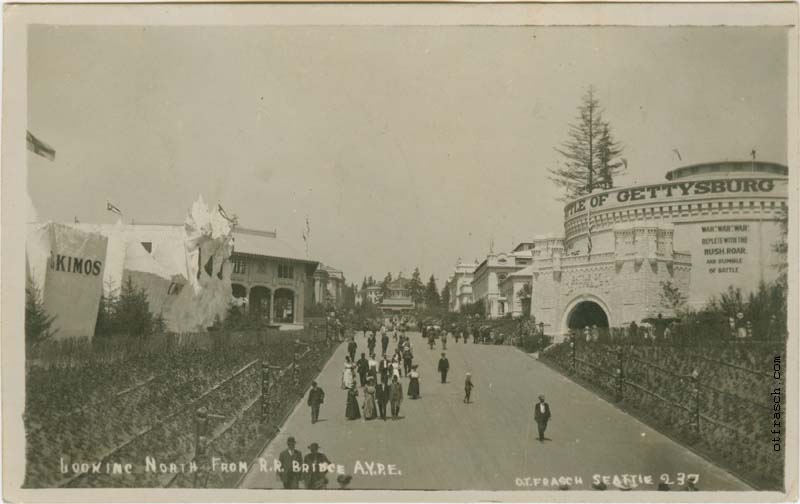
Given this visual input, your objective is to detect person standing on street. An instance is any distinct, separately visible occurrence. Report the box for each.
[362,376,378,420]
[381,331,389,356]
[376,375,390,421]
[367,333,376,356]
[345,385,361,420]
[277,436,303,489]
[307,381,325,424]
[464,373,474,403]
[534,395,551,442]
[348,337,358,363]
[303,442,330,489]
[402,346,414,376]
[438,353,450,384]
[357,353,369,387]
[389,375,403,419]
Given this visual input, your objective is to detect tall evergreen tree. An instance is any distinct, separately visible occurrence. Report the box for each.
[440,280,451,311]
[596,122,624,189]
[425,275,440,308]
[549,86,625,200]
[409,267,425,307]
[26,283,56,347]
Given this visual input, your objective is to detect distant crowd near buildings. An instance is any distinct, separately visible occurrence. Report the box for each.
[446,161,789,340]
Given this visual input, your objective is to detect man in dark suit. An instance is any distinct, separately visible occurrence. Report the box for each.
[381,332,389,356]
[534,395,552,442]
[356,353,369,387]
[307,381,325,424]
[437,353,450,383]
[347,338,357,362]
[277,436,303,488]
[376,375,391,421]
[379,354,391,383]
[389,375,403,419]
[303,442,331,489]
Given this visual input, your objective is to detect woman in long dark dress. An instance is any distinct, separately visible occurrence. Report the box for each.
[407,365,420,399]
[345,385,361,420]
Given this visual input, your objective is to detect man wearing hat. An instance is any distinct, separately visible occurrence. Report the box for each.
[533,395,551,442]
[389,375,403,419]
[437,353,450,384]
[303,442,331,489]
[307,381,325,424]
[277,436,303,489]
[376,375,391,420]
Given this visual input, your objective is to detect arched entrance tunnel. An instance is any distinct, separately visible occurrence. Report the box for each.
[566,300,609,331]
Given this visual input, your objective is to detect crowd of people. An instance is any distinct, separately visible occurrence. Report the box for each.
[340,317,422,421]
[542,337,784,489]
[302,315,480,428]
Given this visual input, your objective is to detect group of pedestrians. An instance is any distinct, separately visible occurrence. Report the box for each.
[338,330,420,421]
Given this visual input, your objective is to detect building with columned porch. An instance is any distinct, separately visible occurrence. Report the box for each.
[229,227,318,327]
[312,263,346,308]
[447,259,478,312]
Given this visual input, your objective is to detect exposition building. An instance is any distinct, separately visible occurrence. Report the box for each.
[530,161,788,339]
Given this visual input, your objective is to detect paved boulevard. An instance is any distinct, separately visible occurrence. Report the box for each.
[240,331,749,491]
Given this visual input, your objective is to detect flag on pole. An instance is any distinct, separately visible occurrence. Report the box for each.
[217,203,236,225]
[302,216,311,242]
[587,201,594,256]
[302,216,311,258]
[107,201,122,215]
[27,130,56,161]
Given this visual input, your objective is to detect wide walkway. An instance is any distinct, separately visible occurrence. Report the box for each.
[240,331,749,491]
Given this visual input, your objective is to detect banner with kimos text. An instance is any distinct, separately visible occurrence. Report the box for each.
[28,223,108,339]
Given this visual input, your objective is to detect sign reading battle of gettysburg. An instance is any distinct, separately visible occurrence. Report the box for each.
[564,178,779,217]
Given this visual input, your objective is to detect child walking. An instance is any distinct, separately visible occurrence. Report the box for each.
[464,372,474,404]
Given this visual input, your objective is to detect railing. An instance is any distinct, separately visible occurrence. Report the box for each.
[542,338,785,489]
[30,328,339,489]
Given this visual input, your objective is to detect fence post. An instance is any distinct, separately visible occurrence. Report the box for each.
[293,340,300,389]
[691,370,701,438]
[261,362,271,421]
[193,407,209,488]
[615,348,624,402]
[570,337,576,373]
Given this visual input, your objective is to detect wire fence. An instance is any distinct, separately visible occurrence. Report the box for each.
[25,328,338,489]
[540,337,785,490]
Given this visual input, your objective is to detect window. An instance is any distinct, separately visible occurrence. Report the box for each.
[278,263,294,279]
[257,261,267,274]
[233,258,247,274]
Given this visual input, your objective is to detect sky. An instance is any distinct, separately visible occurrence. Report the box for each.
[27,25,788,287]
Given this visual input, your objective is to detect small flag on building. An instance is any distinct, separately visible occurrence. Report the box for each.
[107,201,122,215]
[217,203,236,225]
[302,216,311,258]
[26,130,56,161]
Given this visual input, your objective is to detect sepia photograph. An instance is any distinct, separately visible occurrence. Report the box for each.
[2,3,798,502]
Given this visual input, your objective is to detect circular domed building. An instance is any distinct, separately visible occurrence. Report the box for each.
[530,160,788,338]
